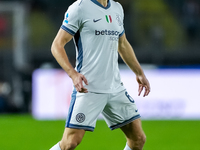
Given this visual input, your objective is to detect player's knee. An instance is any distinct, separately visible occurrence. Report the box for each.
[60,140,81,150]
[60,142,77,150]
[130,133,146,150]
[140,133,146,145]
[137,133,146,146]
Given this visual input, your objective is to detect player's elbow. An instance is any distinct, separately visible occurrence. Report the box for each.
[118,44,126,56]
[51,42,58,57]
[118,41,126,54]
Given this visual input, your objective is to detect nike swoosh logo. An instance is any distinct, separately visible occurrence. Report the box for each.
[93,18,102,23]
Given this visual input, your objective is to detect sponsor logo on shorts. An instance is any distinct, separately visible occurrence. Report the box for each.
[76,113,85,123]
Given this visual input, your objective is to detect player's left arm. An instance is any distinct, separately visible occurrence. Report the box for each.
[118,33,150,97]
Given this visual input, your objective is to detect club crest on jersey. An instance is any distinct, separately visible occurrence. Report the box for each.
[105,15,112,23]
[116,14,123,26]
[64,13,69,24]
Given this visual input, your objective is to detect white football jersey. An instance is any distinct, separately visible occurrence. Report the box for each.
[61,0,125,93]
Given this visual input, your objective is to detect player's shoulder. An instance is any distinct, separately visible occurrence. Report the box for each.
[67,0,81,10]
[69,0,87,8]
[111,0,123,9]
[68,0,90,14]
[66,0,86,15]
[110,0,124,16]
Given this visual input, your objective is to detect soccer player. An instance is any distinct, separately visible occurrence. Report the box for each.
[50,0,150,150]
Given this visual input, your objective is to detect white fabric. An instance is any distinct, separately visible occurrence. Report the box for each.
[124,143,132,150]
[49,142,61,150]
[66,90,140,131]
[61,0,125,93]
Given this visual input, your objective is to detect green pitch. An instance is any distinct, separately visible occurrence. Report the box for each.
[0,115,200,150]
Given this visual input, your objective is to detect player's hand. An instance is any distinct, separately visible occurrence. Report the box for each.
[136,75,150,97]
[71,72,88,93]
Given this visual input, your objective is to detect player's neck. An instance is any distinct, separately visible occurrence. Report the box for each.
[97,0,108,7]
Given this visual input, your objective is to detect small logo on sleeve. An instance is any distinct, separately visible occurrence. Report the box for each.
[64,13,69,24]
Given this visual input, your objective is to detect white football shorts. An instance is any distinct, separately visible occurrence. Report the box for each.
[65,89,140,131]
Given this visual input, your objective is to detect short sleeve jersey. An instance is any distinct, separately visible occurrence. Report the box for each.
[61,0,125,93]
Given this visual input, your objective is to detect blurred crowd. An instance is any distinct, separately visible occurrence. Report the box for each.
[0,0,200,113]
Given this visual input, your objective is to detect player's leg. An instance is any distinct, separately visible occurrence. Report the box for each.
[60,128,85,150]
[50,91,108,150]
[102,90,144,150]
[50,128,85,150]
[120,118,146,150]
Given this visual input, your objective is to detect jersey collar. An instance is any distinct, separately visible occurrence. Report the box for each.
[91,0,111,9]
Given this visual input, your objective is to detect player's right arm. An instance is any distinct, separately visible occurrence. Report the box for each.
[51,29,88,93]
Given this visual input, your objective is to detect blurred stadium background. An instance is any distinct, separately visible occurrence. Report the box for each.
[0,0,200,149]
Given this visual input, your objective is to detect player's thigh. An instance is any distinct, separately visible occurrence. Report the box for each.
[66,92,108,131]
[120,118,145,141]
[102,90,140,130]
